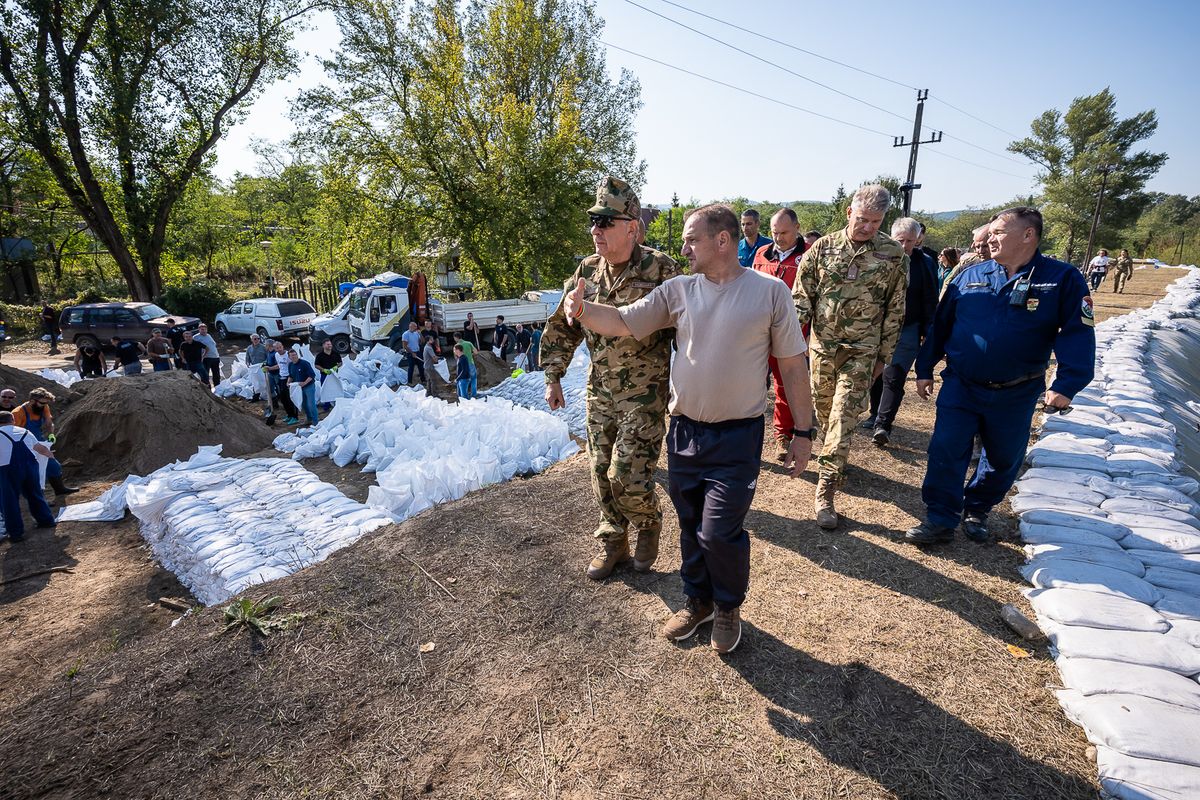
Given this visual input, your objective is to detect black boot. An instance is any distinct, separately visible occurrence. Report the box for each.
[49,476,80,495]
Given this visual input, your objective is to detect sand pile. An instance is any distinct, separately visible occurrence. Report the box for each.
[472,351,517,390]
[55,371,275,479]
[0,362,75,404]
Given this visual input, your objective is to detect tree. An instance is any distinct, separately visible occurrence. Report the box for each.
[1128,193,1200,262]
[302,0,644,298]
[1009,88,1167,263]
[0,0,314,300]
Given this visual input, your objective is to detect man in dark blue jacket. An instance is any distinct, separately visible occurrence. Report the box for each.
[906,206,1095,545]
[866,216,938,445]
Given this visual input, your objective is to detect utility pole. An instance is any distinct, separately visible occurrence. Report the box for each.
[1176,229,1186,264]
[1081,165,1116,273]
[892,89,943,217]
[667,192,679,255]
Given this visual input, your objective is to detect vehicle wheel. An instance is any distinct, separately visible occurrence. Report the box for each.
[215,322,229,339]
[331,334,352,355]
[75,334,100,351]
[256,326,269,339]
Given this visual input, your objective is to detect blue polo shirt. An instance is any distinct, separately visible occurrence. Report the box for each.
[287,358,316,386]
[915,251,1095,397]
[738,235,773,268]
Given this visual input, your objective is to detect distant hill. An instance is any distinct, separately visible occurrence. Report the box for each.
[928,209,967,222]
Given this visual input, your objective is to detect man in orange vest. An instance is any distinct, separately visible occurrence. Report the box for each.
[751,208,808,458]
[12,388,78,497]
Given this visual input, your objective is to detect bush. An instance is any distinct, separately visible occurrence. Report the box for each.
[157,282,233,324]
[0,303,44,334]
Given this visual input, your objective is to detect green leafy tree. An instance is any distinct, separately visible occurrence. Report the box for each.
[301,0,644,298]
[1009,88,1166,263]
[1128,193,1200,263]
[0,0,314,300]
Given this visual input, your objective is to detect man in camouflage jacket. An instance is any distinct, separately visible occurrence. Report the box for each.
[794,184,909,529]
[541,176,682,579]
[1112,249,1134,293]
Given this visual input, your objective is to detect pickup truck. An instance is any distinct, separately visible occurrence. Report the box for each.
[346,287,552,352]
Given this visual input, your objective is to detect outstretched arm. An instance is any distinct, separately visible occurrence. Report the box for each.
[564,278,632,338]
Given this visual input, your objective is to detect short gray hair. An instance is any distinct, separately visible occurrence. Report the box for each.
[890,216,921,238]
[851,184,891,214]
[972,224,990,238]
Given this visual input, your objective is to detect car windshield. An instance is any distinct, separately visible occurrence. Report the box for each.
[348,290,369,318]
[135,303,170,320]
[328,293,351,318]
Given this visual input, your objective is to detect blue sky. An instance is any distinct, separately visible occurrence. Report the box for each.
[213,0,1199,213]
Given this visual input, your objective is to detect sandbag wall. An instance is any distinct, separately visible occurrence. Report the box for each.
[1012,269,1200,800]
[486,343,590,437]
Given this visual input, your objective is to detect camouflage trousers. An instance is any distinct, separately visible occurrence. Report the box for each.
[586,389,668,543]
[811,347,877,483]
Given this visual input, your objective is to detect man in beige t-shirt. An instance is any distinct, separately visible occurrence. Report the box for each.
[563,204,814,654]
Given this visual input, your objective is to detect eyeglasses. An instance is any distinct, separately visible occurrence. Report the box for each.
[1041,404,1073,415]
[589,214,632,229]
[0,395,14,400]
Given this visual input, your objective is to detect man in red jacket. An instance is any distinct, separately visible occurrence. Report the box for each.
[752,207,807,458]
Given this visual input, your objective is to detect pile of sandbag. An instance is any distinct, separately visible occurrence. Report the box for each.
[486,343,590,436]
[273,383,578,520]
[36,367,87,387]
[62,446,393,605]
[1013,268,1200,800]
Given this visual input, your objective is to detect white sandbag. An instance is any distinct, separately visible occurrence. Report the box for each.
[1130,549,1200,575]
[434,358,450,383]
[1024,545,1146,576]
[1011,493,1102,515]
[1026,587,1167,632]
[288,382,304,415]
[492,346,502,358]
[1021,560,1162,605]
[1057,658,1200,709]
[1118,526,1200,554]
[1058,690,1200,767]
[318,373,345,403]
[1020,509,1128,538]
[1096,746,1200,800]
[1102,497,1200,530]
[1045,625,1200,674]
[1143,566,1200,595]
[1166,618,1200,648]
[1019,522,1126,550]
[1023,450,1112,473]
[1021,466,1111,486]
[331,433,359,468]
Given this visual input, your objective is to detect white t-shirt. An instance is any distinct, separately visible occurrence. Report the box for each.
[0,424,38,467]
[275,354,290,379]
[620,268,807,423]
[1089,256,1110,271]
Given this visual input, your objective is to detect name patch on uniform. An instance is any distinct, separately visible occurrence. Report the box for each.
[872,252,891,259]
[631,280,656,289]
[1081,296,1095,327]
[965,282,988,289]
[1026,298,1040,312]
[1030,283,1059,290]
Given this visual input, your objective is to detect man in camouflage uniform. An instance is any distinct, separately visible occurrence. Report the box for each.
[541,176,682,579]
[794,184,909,529]
[1112,248,1134,293]
[940,224,990,296]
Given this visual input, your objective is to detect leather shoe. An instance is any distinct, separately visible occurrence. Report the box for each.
[962,513,992,544]
[872,427,890,447]
[905,521,954,545]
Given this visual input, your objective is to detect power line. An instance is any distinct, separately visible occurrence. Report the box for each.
[635,0,1029,157]
[652,0,918,91]
[931,130,1031,166]
[601,42,893,137]
[924,149,1032,181]
[620,0,911,124]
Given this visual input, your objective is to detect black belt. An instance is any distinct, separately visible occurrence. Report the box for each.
[673,413,763,430]
[973,370,1045,390]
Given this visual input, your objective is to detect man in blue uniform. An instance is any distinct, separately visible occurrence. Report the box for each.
[905,206,1095,545]
[738,209,773,267]
[0,410,56,541]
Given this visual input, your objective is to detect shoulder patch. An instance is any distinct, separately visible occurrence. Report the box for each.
[631,280,656,289]
[1081,296,1095,327]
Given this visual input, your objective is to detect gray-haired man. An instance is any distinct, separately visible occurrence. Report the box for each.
[793,184,909,529]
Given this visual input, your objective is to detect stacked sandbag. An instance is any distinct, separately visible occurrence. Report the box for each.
[272,383,579,521]
[1013,268,1200,800]
[486,343,590,436]
[121,447,392,605]
[36,367,86,387]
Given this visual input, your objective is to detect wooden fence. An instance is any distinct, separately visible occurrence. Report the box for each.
[267,276,349,314]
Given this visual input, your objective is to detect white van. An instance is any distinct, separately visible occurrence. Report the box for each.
[215,297,316,340]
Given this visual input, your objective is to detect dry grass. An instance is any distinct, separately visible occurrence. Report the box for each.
[0,268,1185,800]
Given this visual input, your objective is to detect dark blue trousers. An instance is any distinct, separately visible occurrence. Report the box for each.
[922,371,1044,528]
[1,460,55,539]
[667,414,764,611]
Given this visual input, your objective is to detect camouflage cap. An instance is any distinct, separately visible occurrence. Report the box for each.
[587,175,640,220]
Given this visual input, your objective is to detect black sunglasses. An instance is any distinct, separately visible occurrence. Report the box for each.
[1041,404,1073,415]
[589,214,631,229]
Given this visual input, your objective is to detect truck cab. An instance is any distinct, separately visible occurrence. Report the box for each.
[348,287,413,352]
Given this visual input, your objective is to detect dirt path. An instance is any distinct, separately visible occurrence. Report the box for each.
[0,267,1186,799]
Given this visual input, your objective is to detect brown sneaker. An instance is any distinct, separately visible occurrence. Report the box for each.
[661,597,715,641]
[711,607,742,653]
[633,530,659,572]
[814,474,839,530]
[586,539,631,580]
[775,435,792,462]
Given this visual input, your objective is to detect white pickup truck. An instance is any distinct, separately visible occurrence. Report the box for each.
[346,287,553,352]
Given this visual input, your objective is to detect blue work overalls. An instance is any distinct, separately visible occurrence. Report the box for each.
[0,428,55,539]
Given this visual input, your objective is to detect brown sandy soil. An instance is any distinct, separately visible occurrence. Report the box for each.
[0,268,1187,800]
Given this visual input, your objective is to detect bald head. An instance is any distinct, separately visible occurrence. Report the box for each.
[971,224,991,259]
[770,208,800,252]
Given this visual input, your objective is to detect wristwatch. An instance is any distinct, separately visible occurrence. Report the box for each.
[791,427,817,440]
